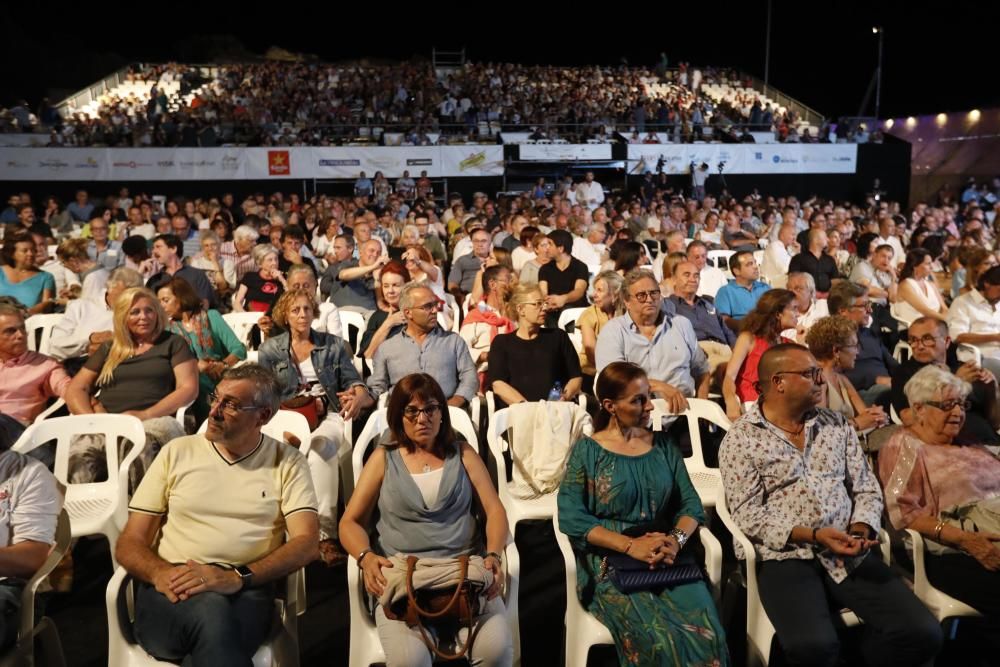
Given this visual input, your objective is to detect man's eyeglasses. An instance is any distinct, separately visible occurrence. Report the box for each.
[207,392,262,416]
[411,300,438,313]
[630,289,662,303]
[403,404,441,422]
[922,399,971,412]
[907,334,939,348]
[774,367,824,384]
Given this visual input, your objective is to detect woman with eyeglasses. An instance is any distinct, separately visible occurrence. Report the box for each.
[805,316,887,432]
[878,364,1000,620]
[557,361,729,666]
[487,283,582,409]
[340,373,513,667]
[722,289,799,421]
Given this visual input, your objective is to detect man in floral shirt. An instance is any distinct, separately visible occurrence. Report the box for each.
[720,343,941,667]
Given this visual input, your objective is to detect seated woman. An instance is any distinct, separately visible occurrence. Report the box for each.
[879,364,1000,618]
[340,373,512,667]
[55,237,108,303]
[557,361,729,666]
[519,232,553,286]
[895,248,948,324]
[488,283,582,408]
[156,277,247,424]
[359,260,410,360]
[511,226,539,274]
[958,246,997,297]
[695,211,723,249]
[258,288,373,562]
[613,241,645,276]
[233,244,286,313]
[578,270,625,378]
[723,288,798,420]
[658,252,687,299]
[64,287,199,479]
[188,230,236,305]
[0,231,56,314]
[805,315,887,433]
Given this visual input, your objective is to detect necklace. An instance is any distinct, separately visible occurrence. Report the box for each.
[772,420,805,436]
[422,463,431,473]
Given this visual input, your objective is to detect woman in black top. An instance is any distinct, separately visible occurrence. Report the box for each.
[488,283,582,408]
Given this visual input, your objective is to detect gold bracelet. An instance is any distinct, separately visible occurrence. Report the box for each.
[934,520,945,542]
[622,539,633,555]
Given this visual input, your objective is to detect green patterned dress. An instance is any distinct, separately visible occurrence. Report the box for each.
[557,433,729,666]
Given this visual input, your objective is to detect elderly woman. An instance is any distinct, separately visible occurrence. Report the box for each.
[64,287,198,478]
[805,315,887,432]
[557,362,729,666]
[578,270,625,377]
[157,277,247,424]
[233,243,286,313]
[0,231,56,314]
[487,283,582,408]
[258,288,373,562]
[189,230,236,299]
[879,364,1000,617]
[360,260,410,360]
[340,373,512,667]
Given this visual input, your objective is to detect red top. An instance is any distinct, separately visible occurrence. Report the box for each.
[736,336,793,403]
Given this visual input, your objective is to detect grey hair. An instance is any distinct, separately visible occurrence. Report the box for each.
[220,363,281,415]
[903,365,972,406]
[620,268,658,302]
[251,243,279,267]
[787,271,816,295]
[108,267,143,289]
[0,302,25,321]
[199,230,220,244]
[233,225,260,243]
[399,281,434,309]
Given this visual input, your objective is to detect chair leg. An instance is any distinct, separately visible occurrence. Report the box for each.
[103,525,121,570]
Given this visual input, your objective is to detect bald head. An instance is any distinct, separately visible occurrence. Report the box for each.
[758,343,812,395]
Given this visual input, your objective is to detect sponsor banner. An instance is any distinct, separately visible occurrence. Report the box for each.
[519,144,612,161]
[0,148,107,181]
[0,134,48,148]
[438,146,505,177]
[312,146,440,178]
[627,144,857,175]
[244,148,308,179]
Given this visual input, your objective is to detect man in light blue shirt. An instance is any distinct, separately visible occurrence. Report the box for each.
[595,270,711,412]
[714,250,770,329]
[368,284,478,408]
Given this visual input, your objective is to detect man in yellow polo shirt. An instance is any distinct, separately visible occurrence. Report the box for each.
[116,364,319,666]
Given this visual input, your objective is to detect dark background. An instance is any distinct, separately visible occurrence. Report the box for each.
[1,1,996,121]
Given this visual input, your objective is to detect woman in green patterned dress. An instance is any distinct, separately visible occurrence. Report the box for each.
[557,361,729,666]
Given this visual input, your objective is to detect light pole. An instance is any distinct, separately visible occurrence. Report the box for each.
[873,26,884,119]
[764,0,772,97]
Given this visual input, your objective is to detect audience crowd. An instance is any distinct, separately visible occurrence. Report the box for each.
[1,167,999,667]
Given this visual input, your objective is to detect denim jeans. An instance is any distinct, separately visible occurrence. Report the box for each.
[133,581,274,667]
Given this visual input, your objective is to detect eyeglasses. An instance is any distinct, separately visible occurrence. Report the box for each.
[521,300,546,309]
[403,403,441,422]
[907,334,939,348]
[207,392,262,416]
[774,367,824,383]
[410,300,439,313]
[922,399,971,412]
[630,289,662,303]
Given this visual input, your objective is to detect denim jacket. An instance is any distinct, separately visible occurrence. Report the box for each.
[257,330,365,412]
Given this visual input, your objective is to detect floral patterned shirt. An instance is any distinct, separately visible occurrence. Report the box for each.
[719,401,883,583]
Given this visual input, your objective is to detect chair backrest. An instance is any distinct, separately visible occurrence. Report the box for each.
[221,312,261,349]
[650,398,731,470]
[338,310,367,355]
[706,249,735,274]
[16,509,70,644]
[557,307,586,333]
[25,313,63,355]
[198,409,312,453]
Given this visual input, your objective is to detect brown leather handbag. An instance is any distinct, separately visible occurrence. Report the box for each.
[386,555,485,661]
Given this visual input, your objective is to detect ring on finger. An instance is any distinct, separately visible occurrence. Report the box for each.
[200,576,206,585]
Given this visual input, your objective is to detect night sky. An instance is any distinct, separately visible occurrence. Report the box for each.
[1,1,995,121]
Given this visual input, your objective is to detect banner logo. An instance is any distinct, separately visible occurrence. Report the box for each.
[268,151,290,176]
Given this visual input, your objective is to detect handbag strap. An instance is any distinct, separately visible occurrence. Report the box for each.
[404,554,481,661]
[404,555,469,619]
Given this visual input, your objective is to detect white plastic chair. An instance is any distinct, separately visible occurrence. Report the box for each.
[552,508,722,667]
[650,398,730,507]
[33,398,66,424]
[338,310,367,355]
[904,528,982,627]
[106,566,303,667]
[893,340,911,364]
[556,307,586,333]
[198,409,312,454]
[25,313,63,355]
[486,402,592,531]
[0,510,70,667]
[12,414,146,567]
[706,249,735,276]
[715,488,870,667]
[221,312,261,350]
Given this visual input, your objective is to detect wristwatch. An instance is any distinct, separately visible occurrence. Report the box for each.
[669,528,689,549]
[235,564,254,589]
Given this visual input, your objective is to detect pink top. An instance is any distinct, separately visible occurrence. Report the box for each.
[0,351,71,425]
[878,428,1000,529]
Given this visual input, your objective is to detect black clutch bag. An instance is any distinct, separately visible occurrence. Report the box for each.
[600,521,704,593]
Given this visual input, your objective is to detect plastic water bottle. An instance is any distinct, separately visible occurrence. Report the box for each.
[548,382,563,402]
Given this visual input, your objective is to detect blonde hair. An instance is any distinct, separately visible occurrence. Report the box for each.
[97,287,166,387]
[506,282,543,321]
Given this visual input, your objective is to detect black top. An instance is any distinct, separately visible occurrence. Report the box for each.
[487,328,582,407]
[238,272,284,311]
[84,331,194,413]
[538,257,590,309]
[278,254,317,277]
[788,250,841,293]
[890,349,1000,445]
[843,325,897,390]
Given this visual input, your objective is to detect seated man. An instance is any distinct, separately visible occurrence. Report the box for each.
[320,235,379,315]
[459,266,514,392]
[448,226,491,298]
[784,272,829,343]
[828,281,896,407]
[947,264,1000,380]
[761,223,798,288]
[686,240,728,298]
[714,250,770,329]
[720,343,942,667]
[0,303,70,425]
[668,260,737,381]
[596,269,711,411]
[0,437,63,650]
[538,229,590,327]
[368,284,478,408]
[48,267,143,366]
[145,234,218,309]
[891,316,1000,445]
[116,364,319,665]
[787,229,840,295]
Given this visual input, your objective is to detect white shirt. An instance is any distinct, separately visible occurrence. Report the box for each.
[761,240,794,288]
[452,236,473,262]
[312,301,343,338]
[571,236,602,275]
[511,247,536,273]
[40,259,80,296]
[948,289,1000,358]
[783,298,829,343]
[575,181,605,210]
[696,266,728,298]
[48,294,113,361]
